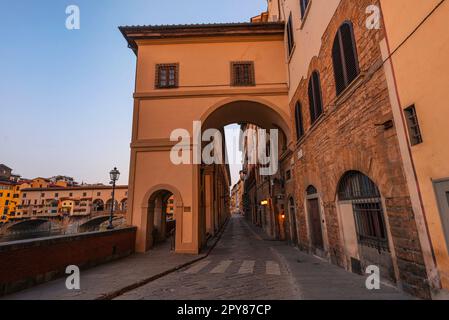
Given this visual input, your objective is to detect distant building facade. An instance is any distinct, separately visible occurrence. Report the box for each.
[17,184,128,218]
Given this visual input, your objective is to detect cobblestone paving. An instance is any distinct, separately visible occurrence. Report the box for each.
[116,216,300,300]
[116,215,413,300]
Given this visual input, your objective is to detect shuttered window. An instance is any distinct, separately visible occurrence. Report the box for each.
[155,64,179,89]
[295,102,304,140]
[286,13,295,57]
[308,71,323,124]
[299,0,310,19]
[231,61,255,86]
[332,22,359,96]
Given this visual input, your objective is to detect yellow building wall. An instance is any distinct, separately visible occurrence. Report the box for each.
[381,0,449,289]
[0,183,14,222]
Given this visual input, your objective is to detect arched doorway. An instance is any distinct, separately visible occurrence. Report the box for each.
[93,199,104,212]
[306,185,325,255]
[120,198,128,212]
[105,199,118,212]
[288,197,298,245]
[336,171,395,281]
[145,189,179,251]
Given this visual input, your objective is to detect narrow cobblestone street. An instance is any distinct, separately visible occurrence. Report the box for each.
[116,215,412,300]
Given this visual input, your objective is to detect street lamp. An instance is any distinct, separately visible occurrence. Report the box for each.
[107,167,120,230]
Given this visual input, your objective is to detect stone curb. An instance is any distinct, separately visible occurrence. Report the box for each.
[97,217,230,300]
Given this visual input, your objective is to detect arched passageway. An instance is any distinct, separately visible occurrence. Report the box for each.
[197,99,292,249]
[120,198,128,211]
[105,199,119,212]
[128,97,291,254]
[93,199,105,212]
[145,189,177,251]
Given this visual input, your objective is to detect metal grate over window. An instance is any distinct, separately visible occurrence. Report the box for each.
[231,61,255,86]
[338,171,388,251]
[404,105,423,146]
[155,64,179,89]
[353,199,389,251]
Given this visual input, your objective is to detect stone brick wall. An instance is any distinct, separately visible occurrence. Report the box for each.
[288,0,430,298]
[0,227,137,296]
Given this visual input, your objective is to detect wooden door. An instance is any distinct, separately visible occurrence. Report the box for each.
[308,198,324,250]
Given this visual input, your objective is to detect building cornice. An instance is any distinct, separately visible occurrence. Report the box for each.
[133,86,288,100]
[119,22,285,54]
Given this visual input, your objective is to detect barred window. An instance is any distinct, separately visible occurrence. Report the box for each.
[404,105,423,146]
[155,64,179,89]
[231,61,255,86]
[332,22,360,96]
[338,171,389,251]
[308,71,323,124]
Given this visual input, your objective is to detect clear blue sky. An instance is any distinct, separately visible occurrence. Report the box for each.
[0,0,266,185]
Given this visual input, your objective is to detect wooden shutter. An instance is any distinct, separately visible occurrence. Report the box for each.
[308,71,323,123]
[295,102,304,140]
[332,22,359,96]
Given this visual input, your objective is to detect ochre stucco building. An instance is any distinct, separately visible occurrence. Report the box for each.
[121,0,449,298]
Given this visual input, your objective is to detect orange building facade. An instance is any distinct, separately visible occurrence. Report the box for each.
[121,0,449,298]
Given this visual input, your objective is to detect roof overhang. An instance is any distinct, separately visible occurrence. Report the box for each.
[119,22,285,55]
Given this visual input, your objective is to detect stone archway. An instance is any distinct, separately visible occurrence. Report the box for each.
[194,98,292,248]
[139,184,183,252]
[93,199,105,212]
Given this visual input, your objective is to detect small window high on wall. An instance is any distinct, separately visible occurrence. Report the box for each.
[231,61,255,86]
[404,105,423,146]
[155,64,179,89]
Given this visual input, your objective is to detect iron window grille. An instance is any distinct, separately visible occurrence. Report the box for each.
[338,171,389,252]
[404,105,423,146]
[231,61,255,86]
[155,63,179,89]
[306,185,318,195]
[332,21,360,96]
